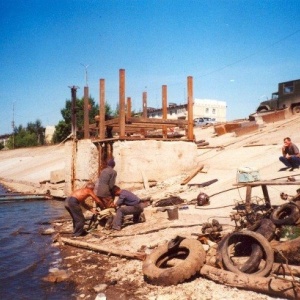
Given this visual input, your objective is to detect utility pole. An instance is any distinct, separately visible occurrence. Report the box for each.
[80,63,90,87]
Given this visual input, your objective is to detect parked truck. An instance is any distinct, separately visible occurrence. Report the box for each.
[256,79,300,114]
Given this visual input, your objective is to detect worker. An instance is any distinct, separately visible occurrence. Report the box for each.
[111,185,145,231]
[279,137,300,171]
[65,182,105,237]
[96,158,117,208]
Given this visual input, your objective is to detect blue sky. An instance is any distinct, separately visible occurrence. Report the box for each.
[1,0,299,135]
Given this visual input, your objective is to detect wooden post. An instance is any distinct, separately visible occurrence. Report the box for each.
[97,143,102,175]
[99,79,106,139]
[70,86,78,139]
[119,69,126,138]
[126,97,132,119]
[83,86,89,139]
[143,92,147,118]
[162,85,167,138]
[187,76,194,141]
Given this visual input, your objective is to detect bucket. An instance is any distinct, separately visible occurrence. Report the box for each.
[167,207,179,220]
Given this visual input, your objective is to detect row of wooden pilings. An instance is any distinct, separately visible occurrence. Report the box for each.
[70,69,195,189]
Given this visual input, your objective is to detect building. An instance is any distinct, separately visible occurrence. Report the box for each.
[147,99,227,122]
[0,134,10,149]
[45,126,55,144]
[193,99,227,122]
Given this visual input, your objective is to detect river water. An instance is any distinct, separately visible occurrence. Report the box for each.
[0,185,75,299]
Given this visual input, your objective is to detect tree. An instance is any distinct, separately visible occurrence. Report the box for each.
[6,120,45,149]
[53,96,113,143]
[26,119,45,144]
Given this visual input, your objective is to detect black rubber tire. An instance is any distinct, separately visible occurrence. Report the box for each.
[292,105,300,114]
[142,238,206,286]
[220,231,274,277]
[239,219,275,273]
[270,203,300,225]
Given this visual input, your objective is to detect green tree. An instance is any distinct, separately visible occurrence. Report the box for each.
[0,142,4,150]
[53,97,113,143]
[6,120,45,149]
[26,119,45,144]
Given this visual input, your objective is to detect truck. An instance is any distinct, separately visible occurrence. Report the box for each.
[256,79,300,114]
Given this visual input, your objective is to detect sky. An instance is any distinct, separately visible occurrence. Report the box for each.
[0,0,300,135]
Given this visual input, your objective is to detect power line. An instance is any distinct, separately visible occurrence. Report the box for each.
[199,28,300,78]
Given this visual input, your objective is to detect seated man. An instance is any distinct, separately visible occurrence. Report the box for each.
[111,185,144,231]
[279,137,300,171]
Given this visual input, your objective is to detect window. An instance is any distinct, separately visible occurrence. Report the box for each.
[205,108,209,113]
[283,81,294,94]
[212,108,216,114]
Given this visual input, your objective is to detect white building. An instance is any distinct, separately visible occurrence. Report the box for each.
[193,99,227,122]
[45,126,55,144]
[147,99,227,122]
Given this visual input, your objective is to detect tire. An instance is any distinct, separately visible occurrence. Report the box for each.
[219,231,274,277]
[142,238,206,286]
[270,203,300,225]
[238,219,275,274]
[292,105,300,114]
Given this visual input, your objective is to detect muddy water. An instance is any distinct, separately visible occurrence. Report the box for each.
[0,185,75,299]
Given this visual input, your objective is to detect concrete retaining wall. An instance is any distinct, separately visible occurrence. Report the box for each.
[63,139,200,195]
[113,140,199,189]
[64,140,99,194]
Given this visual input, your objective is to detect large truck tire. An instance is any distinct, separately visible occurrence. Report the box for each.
[270,203,300,225]
[219,230,274,277]
[142,238,206,286]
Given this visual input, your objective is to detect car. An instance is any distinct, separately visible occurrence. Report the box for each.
[193,117,216,126]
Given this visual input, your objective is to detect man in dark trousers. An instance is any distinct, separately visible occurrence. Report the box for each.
[279,137,300,171]
[111,185,144,231]
[96,158,117,208]
[65,182,105,237]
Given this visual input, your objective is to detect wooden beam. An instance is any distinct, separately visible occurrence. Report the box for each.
[233,181,300,186]
[181,164,204,185]
[126,97,131,119]
[126,117,188,125]
[119,69,126,138]
[143,92,147,118]
[187,76,194,140]
[83,86,89,139]
[162,85,167,138]
[60,237,146,260]
[99,79,105,139]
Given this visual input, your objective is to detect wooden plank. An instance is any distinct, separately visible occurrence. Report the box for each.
[233,180,300,186]
[104,117,120,126]
[181,164,204,185]
[127,117,188,125]
[200,264,300,300]
[60,237,146,260]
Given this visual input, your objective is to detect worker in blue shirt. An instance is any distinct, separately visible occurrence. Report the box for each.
[111,185,145,231]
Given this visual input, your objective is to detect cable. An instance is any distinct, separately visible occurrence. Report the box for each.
[199,29,300,78]
[195,204,234,210]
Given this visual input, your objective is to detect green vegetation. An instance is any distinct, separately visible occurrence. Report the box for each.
[6,119,45,149]
[52,96,113,143]
[2,95,143,148]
